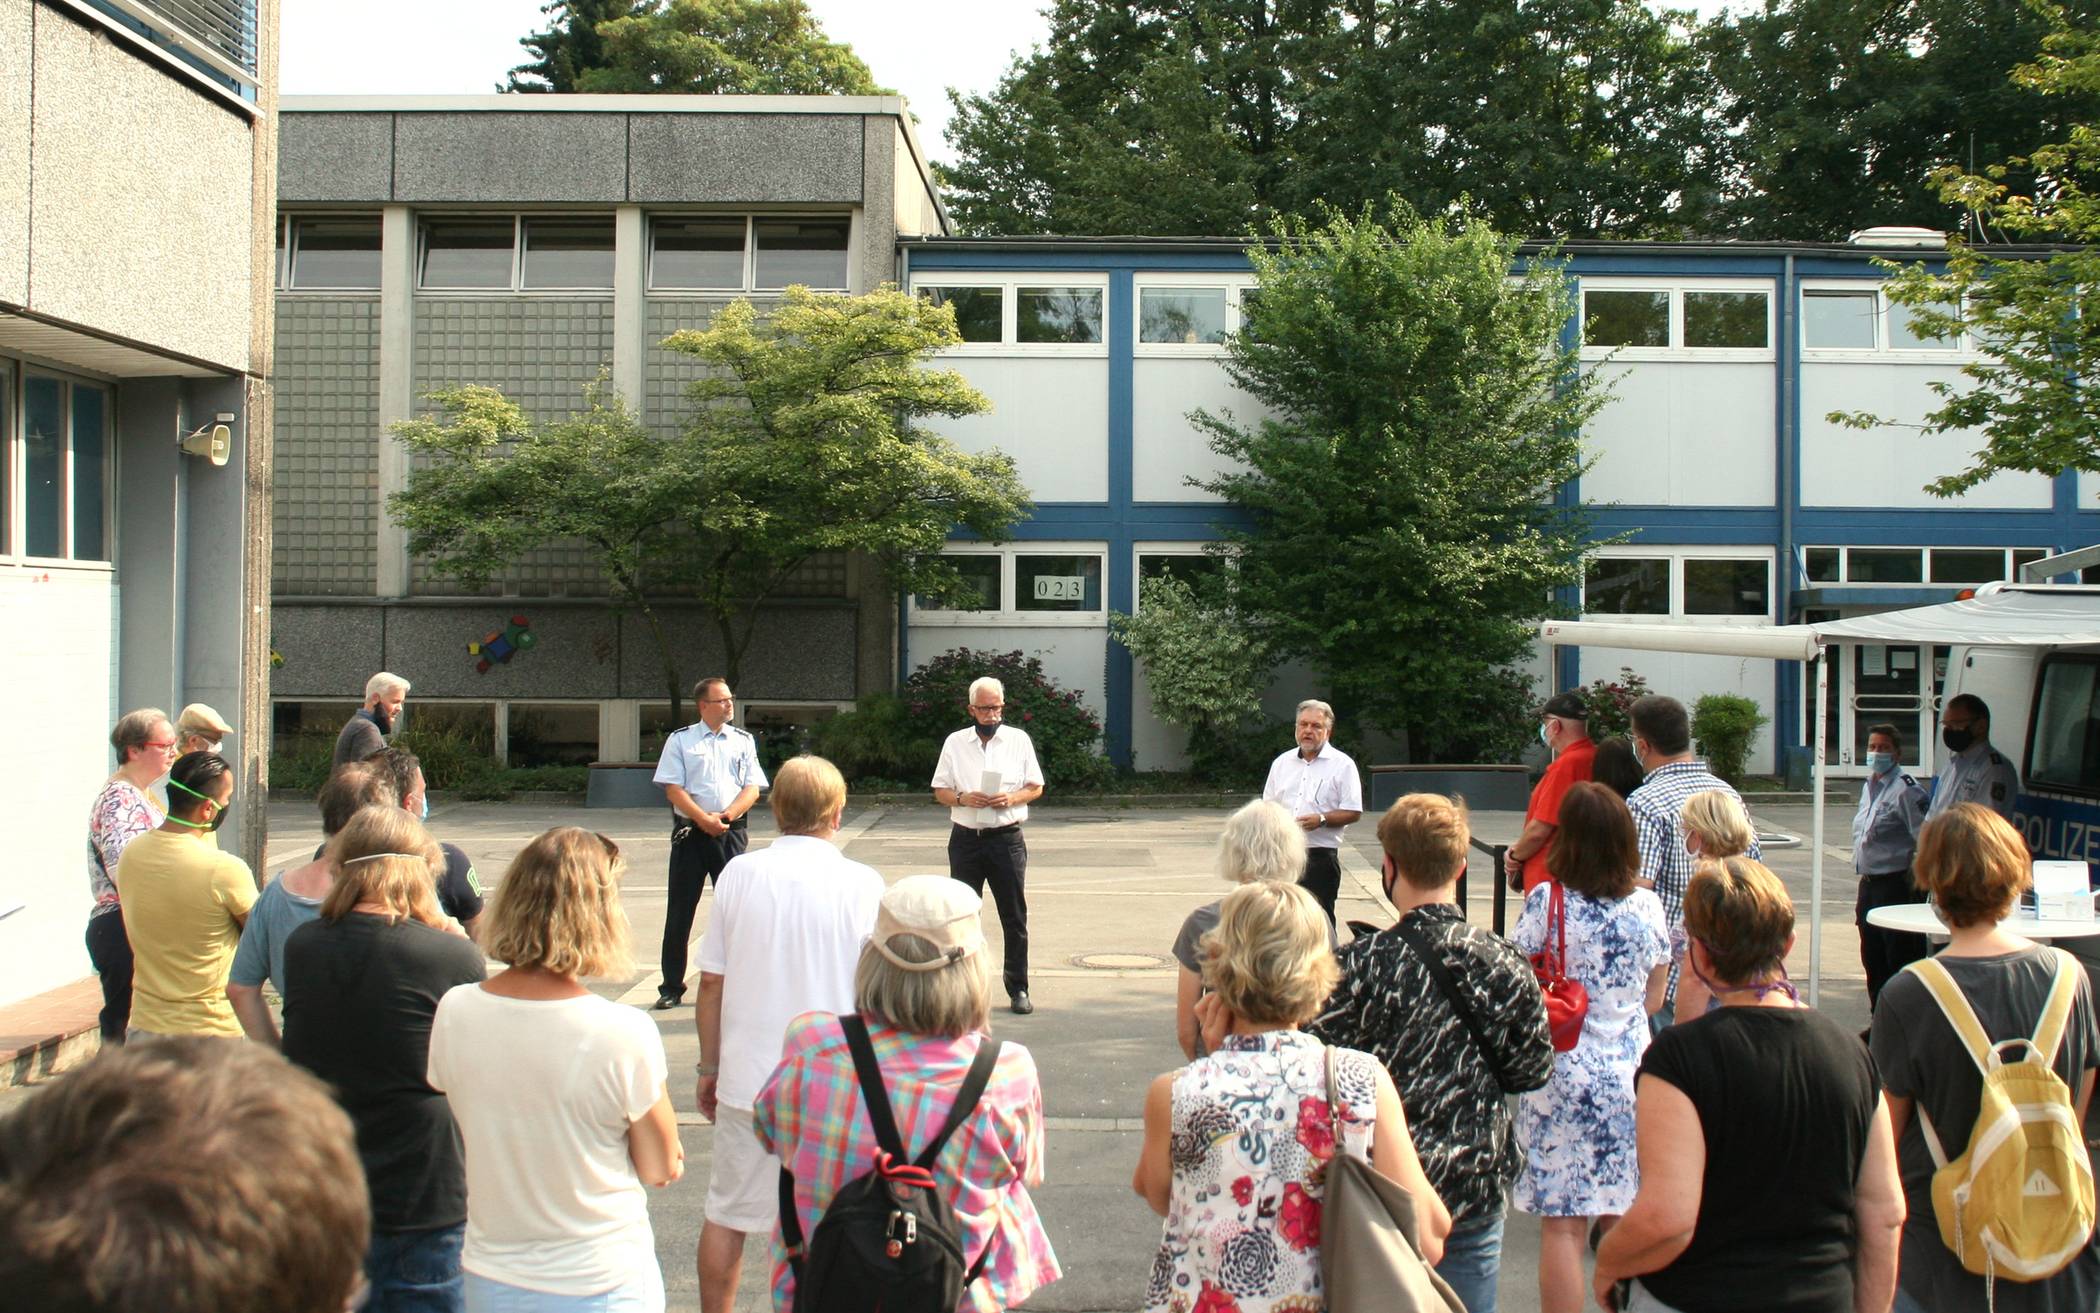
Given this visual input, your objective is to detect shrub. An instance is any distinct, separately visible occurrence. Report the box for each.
[394,723,501,792]
[269,733,337,793]
[1692,693,1768,786]
[1575,667,1652,743]
[809,692,934,783]
[901,648,1108,789]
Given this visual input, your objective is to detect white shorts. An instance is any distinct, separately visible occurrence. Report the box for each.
[703,1105,781,1232]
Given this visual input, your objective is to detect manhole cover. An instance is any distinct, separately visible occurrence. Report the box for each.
[1070,952,1171,970]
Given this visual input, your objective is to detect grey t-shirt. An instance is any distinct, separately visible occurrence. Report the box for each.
[1871,946,2100,1312]
[1171,899,1224,973]
[229,874,324,992]
[333,710,386,769]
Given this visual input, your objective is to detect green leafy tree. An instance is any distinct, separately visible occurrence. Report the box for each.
[582,0,883,94]
[661,286,1030,685]
[1196,201,1607,761]
[1109,573,1275,778]
[504,0,644,92]
[388,382,705,725]
[1831,2,2100,494]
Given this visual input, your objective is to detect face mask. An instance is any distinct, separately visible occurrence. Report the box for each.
[1866,751,1895,776]
[165,776,230,832]
[974,720,998,740]
[1943,726,1974,754]
[1632,739,1648,771]
[419,793,430,821]
[1539,722,1552,748]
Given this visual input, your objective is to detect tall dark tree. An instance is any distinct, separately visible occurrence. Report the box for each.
[505,0,884,97]
[1706,0,2100,240]
[504,0,641,93]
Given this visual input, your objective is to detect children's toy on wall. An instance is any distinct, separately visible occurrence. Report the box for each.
[469,615,536,674]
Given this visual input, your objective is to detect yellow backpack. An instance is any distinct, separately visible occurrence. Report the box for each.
[1909,947,2096,1294]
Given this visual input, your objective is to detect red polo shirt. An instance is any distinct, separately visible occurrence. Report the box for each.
[1522,736,1596,893]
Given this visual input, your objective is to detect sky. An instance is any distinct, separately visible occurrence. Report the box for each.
[278,0,1054,163]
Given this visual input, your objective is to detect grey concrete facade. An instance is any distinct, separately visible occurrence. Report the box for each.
[272,97,947,756]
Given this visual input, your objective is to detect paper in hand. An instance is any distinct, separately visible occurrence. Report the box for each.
[979,768,1004,826]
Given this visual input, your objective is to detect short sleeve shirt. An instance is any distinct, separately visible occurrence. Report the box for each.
[653,721,767,813]
[932,725,1045,828]
[1523,737,1596,890]
[1926,741,2021,823]
[1260,742,1364,849]
[116,829,258,1036]
[228,874,324,991]
[87,778,161,913]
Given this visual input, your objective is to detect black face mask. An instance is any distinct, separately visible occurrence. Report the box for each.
[1944,726,1975,754]
[974,720,999,740]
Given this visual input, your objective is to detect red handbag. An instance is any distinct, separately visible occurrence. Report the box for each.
[1529,881,1590,1052]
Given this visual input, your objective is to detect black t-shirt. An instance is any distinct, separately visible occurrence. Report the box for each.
[280,911,486,1232]
[1637,1007,1879,1313]
[313,838,483,924]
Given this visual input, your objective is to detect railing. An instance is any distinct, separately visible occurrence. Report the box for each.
[1467,835,1513,936]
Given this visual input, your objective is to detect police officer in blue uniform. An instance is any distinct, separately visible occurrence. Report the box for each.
[1926,693,2021,825]
[1853,721,1930,1007]
[651,677,767,1010]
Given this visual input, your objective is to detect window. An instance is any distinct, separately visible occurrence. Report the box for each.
[287,217,382,290]
[507,703,601,767]
[1584,550,1773,621]
[1140,287,1228,345]
[915,554,1002,612]
[1139,551,1224,588]
[753,218,849,289]
[2027,655,2100,796]
[521,219,614,289]
[1584,557,1670,614]
[18,372,110,562]
[648,215,852,292]
[911,545,1108,622]
[912,276,1112,352]
[1579,282,1771,355]
[1805,547,1841,583]
[420,219,516,289]
[1802,285,1968,353]
[1847,548,1924,583]
[1803,545,2044,585]
[922,287,1003,343]
[1683,558,1770,616]
[1929,549,2009,584]
[1016,287,1102,344]
[1015,554,1102,612]
[651,218,746,290]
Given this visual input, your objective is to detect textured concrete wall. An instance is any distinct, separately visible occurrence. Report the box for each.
[393,113,627,203]
[0,0,29,306]
[628,113,861,204]
[277,112,393,203]
[27,8,254,368]
[274,297,380,595]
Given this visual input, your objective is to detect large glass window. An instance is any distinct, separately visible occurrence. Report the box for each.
[420,220,515,289]
[1805,547,1841,582]
[1140,287,1228,345]
[23,376,63,559]
[522,219,615,289]
[1847,548,1925,583]
[1016,287,1103,344]
[1139,552,1224,588]
[922,287,1003,343]
[2027,656,2100,795]
[1803,290,1880,348]
[71,385,107,561]
[1683,558,1769,616]
[1584,557,1670,614]
[651,218,746,289]
[1583,290,1669,348]
[1683,291,1768,349]
[1929,548,2007,584]
[754,218,850,289]
[1016,554,1103,612]
[289,218,381,289]
[916,555,1002,612]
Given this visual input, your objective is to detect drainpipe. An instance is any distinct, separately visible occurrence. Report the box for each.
[1778,253,1801,781]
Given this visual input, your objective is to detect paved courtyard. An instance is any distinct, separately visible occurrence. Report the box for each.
[244,790,1869,1313]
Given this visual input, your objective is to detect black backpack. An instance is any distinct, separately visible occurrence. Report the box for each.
[779,1014,1002,1313]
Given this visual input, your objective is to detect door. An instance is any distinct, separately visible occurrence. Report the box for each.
[1845,643,1930,775]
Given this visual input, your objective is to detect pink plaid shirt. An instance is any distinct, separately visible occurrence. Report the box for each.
[753,1012,1061,1313]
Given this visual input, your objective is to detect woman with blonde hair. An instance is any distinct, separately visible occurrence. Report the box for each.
[1594,857,1902,1313]
[428,828,683,1313]
[281,804,487,1313]
[1171,799,1308,1057]
[1671,791,1756,1017]
[1871,804,2100,1313]
[1137,880,1450,1313]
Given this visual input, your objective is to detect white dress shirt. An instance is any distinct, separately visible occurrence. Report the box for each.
[1261,742,1364,850]
[932,724,1045,829]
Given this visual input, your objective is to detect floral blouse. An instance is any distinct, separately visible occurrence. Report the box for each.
[87,778,160,916]
[1146,1031,1380,1313]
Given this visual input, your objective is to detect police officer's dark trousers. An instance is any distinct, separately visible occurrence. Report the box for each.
[661,817,747,996]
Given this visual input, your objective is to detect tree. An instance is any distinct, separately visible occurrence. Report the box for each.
[513,0,886,96]
[1704,0,2094,240]
[1109,573,1275,777]
[388,381,708,726]
[1831,1,2100,495]
[1195,201,1608,761]
[504,0,643,92]
[660,286,1030,685]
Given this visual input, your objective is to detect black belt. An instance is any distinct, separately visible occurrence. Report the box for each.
[954,822,1021,837]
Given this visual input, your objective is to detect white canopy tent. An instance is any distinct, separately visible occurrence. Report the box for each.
[1539,582,2100,1004]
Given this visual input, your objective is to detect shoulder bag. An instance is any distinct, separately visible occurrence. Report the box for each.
[1529,881,1589,1052]
[1317,1047,1465,1313]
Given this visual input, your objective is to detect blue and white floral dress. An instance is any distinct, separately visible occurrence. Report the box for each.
[1509,884,1670,1217]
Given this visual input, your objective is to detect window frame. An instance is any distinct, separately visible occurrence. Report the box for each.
[910,274,1112,359]
[415,214,627,295]
[518,216,618,291]
[11,363,114,569]
[908,542,1111,626]
[2024,652,2100,799]
[646,212,856,295]
[1580,546,1775,624]
[1132,272,1259,358]
[1798,545,2042,586]
[281,213,385,293]
[1577,278,1776,363]
[1798,280,1975,360]
[1132,542,1232,613]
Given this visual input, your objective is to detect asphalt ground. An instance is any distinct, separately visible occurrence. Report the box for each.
[10,795,1875,1313]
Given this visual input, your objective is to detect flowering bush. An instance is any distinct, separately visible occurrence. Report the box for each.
[901,647,1112,788]
[1575,667,1651,743]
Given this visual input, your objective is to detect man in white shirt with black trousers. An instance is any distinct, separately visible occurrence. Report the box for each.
[1261,698,1364,924]
[931,675,1045,1015]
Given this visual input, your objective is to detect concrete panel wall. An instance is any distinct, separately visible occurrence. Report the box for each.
[27,8,253,369]
[0,0,29,306]
[940,359,1110,502]
[277,112,392,203]
[627,113,862,204]
[1799,363,2052,508]
[393,113,627,203]
[116,379,184,715]
[1581,362,1776,507]
[274,297,380,595]
[1133,359,1272,503]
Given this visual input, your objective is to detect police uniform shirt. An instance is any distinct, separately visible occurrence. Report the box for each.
[1925,739,2020,824]
[653,721,768,813]
[1853,770,1927,876]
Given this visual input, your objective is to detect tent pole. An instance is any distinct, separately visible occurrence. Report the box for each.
[1809,650,1829,1007]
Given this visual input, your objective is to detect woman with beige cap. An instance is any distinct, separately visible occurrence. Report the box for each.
[754,875,1061,1313]
[175,702,233,757]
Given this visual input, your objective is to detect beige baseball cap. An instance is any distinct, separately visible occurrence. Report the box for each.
[176,703,234,738]
[871,875,986,972]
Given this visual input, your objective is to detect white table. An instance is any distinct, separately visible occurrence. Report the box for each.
[1865,903,2100,943]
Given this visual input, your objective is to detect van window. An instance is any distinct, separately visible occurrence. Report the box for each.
[2027,655,2100,796]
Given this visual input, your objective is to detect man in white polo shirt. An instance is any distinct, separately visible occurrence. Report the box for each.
[931,675,1045,1015]
[691,754,881,1313]
[1261,698,1364,924]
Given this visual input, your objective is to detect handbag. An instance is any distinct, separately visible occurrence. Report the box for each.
[1317,1047,1465,1313]
[1529,881,1590,1052]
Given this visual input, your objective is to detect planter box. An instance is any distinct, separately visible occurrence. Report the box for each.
[1368,764,1532,813]
[587,763,664,809]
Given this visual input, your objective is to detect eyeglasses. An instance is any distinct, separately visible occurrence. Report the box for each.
[699,696,733,706]
[971,702,1004,712]
[144,739,178,751]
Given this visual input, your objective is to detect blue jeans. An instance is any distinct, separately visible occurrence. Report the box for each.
[363,1224,464,1313]
[1434,1209,1504,1313]
[462,1269,665,1313]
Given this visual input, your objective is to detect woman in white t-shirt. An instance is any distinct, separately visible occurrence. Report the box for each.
[429,828,684,1313]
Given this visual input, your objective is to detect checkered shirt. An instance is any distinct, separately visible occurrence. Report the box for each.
[1626,761,1760,1002]
[752,1012,1060,1313]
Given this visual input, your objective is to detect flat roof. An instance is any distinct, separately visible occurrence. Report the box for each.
[281,94,913,116]
[899,234,2075,258]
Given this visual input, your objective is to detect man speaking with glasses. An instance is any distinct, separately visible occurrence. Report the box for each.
[652,677,767,1011]
[931,675,1046,1014]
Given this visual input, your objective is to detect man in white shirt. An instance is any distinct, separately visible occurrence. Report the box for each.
[692,755,881,1313]
[930,675,1046,1015]
[1261,699,1364,924]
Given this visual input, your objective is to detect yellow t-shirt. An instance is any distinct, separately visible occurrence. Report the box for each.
[115,829,257,1036]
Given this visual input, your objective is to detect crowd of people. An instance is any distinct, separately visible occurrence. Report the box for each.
[4,679,2096,1313]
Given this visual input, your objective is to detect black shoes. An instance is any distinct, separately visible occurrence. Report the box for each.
[1009,990,1034,1016]
[652,989,685,1011]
